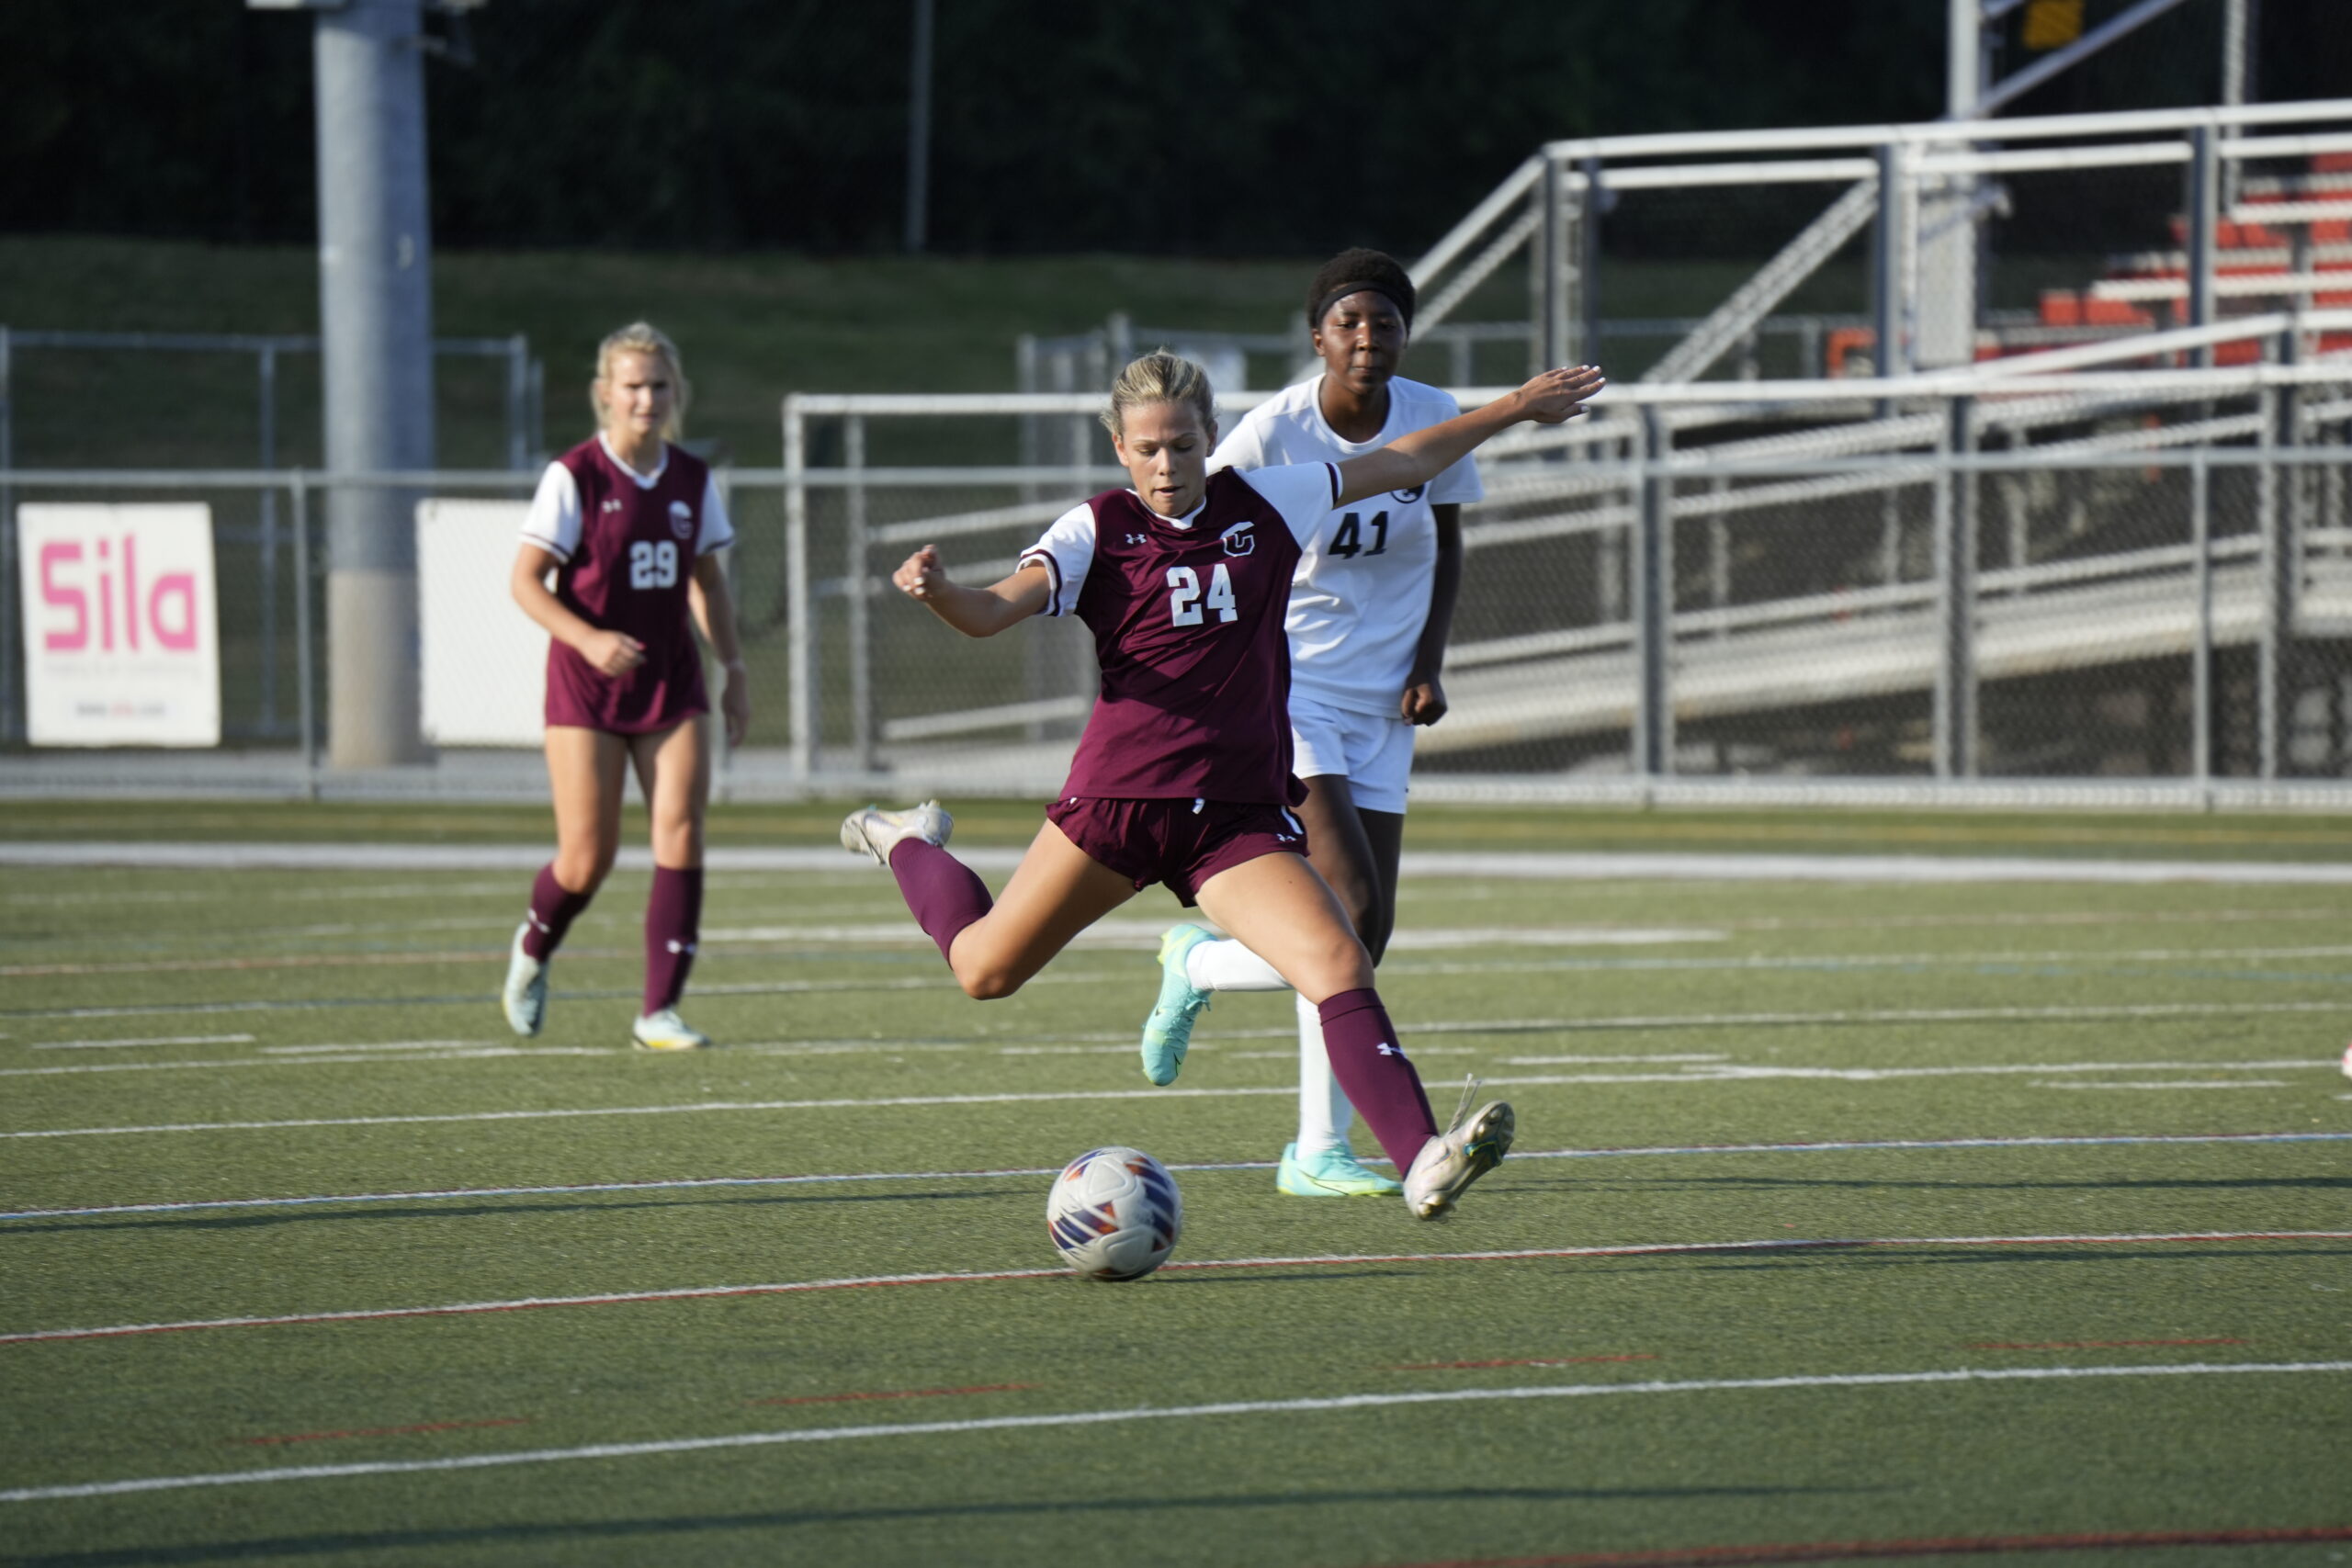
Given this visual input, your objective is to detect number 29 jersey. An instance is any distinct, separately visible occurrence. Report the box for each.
[1019,464,1339,805]
[519,435,735,734]
[1210,375,1483,718]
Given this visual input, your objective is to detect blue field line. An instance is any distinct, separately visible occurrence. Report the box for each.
[5,1129,2346,1224]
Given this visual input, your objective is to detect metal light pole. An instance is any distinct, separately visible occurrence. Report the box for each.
[253,0,439,766]
[904,0,933,254]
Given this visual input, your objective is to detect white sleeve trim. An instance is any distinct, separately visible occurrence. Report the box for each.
[696,472,736,553]
[1019,501,1097,616]
[519,462,581,562]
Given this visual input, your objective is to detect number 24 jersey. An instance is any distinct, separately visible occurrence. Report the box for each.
[1020,464,1339,805]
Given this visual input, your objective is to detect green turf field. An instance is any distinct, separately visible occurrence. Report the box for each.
[2,803,2349,1565]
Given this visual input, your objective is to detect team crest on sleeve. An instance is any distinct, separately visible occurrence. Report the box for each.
[667,500,695,539]
[1219,521,1256,557]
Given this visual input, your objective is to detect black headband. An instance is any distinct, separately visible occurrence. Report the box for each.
[1312,282,1412,331]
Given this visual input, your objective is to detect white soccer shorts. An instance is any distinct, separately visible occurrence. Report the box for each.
[1288,692,1416,815]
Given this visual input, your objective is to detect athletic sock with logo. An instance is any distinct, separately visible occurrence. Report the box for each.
[1315,987,1437,1174]
[1295,991,1360,1158]
[642,864,704,1014]
[522,864,594,962]
[887,840,993,964]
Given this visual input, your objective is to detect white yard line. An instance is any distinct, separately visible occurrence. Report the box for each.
[0,1047,616,1078]
[0,1086,1300,1140]
[2034,1079,2293,1089]
[4,1232,2345,1350]
[12,840,2352,885]
[4,1357,2348,1503]
[0,1052,2328,1120]
[6,1132,2346,1223]
[28,1034,255,1051]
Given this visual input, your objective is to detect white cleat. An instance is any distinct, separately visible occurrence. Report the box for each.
[840,800,954,866]
[1402,1076,1515,1220]
[631,1008,710,1052]
[502,922,547,1037]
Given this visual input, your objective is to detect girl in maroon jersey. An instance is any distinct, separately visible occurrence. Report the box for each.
[502,321,750,1052]
[843,351,1603,1216]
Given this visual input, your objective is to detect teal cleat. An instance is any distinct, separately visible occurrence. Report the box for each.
[1276,1141,1403,1198]
[1140,923,1216,1085]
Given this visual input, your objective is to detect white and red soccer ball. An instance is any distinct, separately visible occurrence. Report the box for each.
[1046,1145,1182,1280]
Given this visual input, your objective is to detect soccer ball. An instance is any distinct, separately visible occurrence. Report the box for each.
[1046,1145,1182,1280]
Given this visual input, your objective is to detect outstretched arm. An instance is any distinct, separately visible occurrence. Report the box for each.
[893,544,1051,637]
[1332,365,1605,509]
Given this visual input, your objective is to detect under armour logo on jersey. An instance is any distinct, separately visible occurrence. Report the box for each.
[666,939,695,955]
[1219,521,1256,557]
[600,498,625,513]
[1125,533,1149,545]
[1376,1041,1402,1057]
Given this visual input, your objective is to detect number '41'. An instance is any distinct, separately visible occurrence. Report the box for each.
[1329,511,1388,558]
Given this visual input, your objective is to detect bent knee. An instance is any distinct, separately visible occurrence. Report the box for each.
[554,852,616,893]
[956,966,1025,1001]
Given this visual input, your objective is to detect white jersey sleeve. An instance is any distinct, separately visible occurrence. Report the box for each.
[1208,419,1272,476]
[1234,462,1341,547]
[519,461,583,562]
[696,471,736,554]
[1017,500,1098,617]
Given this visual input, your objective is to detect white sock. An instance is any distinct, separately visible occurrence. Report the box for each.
[1184,937,1288,992]
[1295,991,1357,1158]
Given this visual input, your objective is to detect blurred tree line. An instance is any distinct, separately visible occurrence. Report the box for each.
[3,0,2343,257]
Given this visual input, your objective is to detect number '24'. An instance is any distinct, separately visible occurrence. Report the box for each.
[1167,564,1237,626]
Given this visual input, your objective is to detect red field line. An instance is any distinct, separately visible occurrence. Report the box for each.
[746,1383,1033,1407]
[1388,1355,1657,1371]
[1371,1522,2352,1566]
[1964,1338,2245,1350]
[233,1417,530,1447]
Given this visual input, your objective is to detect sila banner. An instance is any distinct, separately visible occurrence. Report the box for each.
[17,504,220,747]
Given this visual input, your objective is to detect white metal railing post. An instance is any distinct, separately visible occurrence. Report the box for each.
[1577,154,1605,368]
[505,335,530,470]
[258,344,279,733]
[2257,378,2281,779]
[1533,152,1569,374]
[2191,447,2213,788]
[845,413,875,773]
[2187,126,2219,365]
[1936,394,1978,777]
[1633,405,1674,777]
[291,471,318,799]
[1872,141,1917,388]
[783,394,816,781]
[0,321,14,746]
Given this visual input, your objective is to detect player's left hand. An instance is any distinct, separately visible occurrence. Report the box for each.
[1516,364,1607,425]
[719,661,751,748]
[1401,675,1449,727]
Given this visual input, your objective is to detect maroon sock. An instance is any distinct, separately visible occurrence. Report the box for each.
[643,865,704,1015]
[522,864,594,961]
[887,839,992,964]
[1317,988,1437,1174]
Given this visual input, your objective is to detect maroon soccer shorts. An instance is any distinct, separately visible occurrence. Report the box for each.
[1046,796,1310,907]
